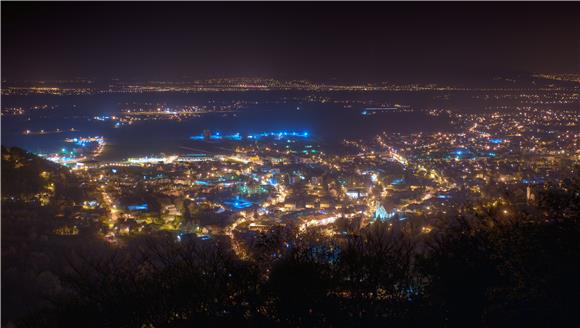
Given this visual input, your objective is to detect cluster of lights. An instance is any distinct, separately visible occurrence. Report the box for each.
[191,131,310,141]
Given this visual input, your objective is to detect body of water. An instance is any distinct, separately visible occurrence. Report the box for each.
[2,92,453,160]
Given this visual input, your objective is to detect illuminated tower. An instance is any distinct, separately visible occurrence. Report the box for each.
[374,202,389,221]
[374,201,396,222]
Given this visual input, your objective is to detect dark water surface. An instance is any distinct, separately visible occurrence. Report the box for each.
[2,92,453,160]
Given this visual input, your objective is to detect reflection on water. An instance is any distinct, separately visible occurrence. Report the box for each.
[1,93,452,160]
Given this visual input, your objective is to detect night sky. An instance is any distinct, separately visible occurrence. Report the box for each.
[2,2,579,82]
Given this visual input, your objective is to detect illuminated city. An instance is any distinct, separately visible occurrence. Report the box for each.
[2,2,579,327]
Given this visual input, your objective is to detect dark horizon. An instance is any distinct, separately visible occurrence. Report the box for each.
[2,2,579,82]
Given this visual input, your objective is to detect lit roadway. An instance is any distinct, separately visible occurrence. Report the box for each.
[100,183,119,238]
[224,217,250,260]
[225,174,289,260]
[347,136,454,213]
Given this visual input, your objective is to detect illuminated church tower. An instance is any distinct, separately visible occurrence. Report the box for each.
[374,201,395,221]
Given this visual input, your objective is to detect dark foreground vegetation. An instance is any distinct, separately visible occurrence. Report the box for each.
[3,147,580,327]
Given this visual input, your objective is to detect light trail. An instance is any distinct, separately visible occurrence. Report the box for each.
[299,216,338,232]
[224,217,251,260]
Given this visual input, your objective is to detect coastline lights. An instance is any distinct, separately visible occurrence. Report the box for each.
[191,130,310,141]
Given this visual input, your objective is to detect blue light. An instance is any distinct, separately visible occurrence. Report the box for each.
[192,130,309,142]
[522,178,544,185]
[111,168,117,173]
[489,138,503,144]
[391,178,404,185]
[374,203,396,222]
[224,196,253,209]
[127,203,148,211]
[225,133,242,140]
